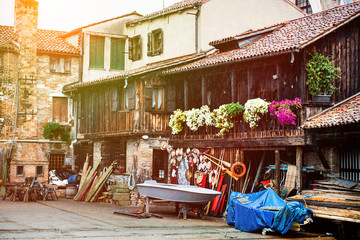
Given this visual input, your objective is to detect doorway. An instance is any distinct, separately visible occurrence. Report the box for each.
[152,150,168,183]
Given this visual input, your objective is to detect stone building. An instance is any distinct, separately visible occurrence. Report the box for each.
[0,0,80,183]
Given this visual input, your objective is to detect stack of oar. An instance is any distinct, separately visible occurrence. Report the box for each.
[73,157,114,202]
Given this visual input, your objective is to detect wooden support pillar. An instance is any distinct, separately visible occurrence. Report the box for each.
[296,146,303,195]
[201,75,206,106]
[240,150,245,192]
[275,150,280,195]
[231,71,236,102]
[184,79,188,110]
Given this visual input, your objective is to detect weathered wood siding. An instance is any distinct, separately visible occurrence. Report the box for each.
[305,17,360,102]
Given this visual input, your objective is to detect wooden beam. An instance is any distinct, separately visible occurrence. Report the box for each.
[169,136,305,149]
[275,150,280,195]
[296,146,303,194]
[201,75,206,106]
[231,71,236,102]
[184,79,188,110]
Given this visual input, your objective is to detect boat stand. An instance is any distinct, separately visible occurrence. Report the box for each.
[177,203,205,220]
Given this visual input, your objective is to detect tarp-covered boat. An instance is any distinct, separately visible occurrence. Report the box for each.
[227,189,313,234]
[137,180,221,203]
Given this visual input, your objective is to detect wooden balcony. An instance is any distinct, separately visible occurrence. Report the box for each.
[78,111,171,138]
[170,110,305,149]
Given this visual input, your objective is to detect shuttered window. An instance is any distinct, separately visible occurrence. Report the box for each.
[50,56,71,74]
[89,36,105,69]
[147,28,163,56]
[110,38,125,70]
[53,97,68,123]
[129,35,142,61]
[296,0,312,14]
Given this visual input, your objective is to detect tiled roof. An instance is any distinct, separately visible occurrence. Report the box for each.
[303,92,360,129]
[127,0,209,25]
[166,1,360,73]
[64,53,206,91]
[0,26,80,54]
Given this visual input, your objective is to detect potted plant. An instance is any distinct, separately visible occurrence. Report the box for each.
[306,50,341,102]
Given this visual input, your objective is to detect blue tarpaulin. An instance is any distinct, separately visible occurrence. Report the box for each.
[227,189,312,234]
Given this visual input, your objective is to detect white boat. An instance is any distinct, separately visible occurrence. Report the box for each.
[137,180,221,203]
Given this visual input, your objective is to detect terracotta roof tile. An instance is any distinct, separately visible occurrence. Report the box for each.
[303,92,360,129]
[0,26,80,54]
[65,53,206,91]
[167,1,360,73]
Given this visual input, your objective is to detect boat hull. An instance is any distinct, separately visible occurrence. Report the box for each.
[137,180,221,203]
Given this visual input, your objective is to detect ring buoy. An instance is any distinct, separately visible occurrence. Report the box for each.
[231,162,247,178]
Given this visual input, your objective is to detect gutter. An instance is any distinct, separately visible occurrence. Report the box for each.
[0,139,66,143]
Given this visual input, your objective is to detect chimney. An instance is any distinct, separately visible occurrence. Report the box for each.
[14,0,39,76]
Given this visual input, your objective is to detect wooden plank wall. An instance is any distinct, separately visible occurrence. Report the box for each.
[309,17,360,102]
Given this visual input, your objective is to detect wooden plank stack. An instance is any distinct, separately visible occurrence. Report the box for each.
[73,157,114,202]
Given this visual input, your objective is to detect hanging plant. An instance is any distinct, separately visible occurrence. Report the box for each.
[306,50,340,96]
[269,98,302,126]
[169,109,186,134]
[243,98,270,128]
[184,105,211,131]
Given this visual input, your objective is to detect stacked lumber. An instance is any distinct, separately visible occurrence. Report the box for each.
[73,159,114,202]
[286,181,360,223]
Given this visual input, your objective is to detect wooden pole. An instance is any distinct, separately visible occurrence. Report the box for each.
[296,146,303,195]
[275,150,281,195]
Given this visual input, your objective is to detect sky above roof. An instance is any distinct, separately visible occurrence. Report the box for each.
[0,0,181,31]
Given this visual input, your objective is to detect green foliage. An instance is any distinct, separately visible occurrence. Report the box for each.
[43,122,72,145]
[225,102,245,118]
[306,50,340,96]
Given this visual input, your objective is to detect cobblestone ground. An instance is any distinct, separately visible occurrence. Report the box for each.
[0,198,334,239]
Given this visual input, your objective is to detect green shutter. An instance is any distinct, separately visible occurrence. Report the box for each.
[90,36,104,69]
[111,38,125,70]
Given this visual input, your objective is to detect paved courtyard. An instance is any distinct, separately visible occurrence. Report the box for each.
[0,198,334,239]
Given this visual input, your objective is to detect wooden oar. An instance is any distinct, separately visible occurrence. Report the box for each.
[203,153,231,168]
[203,155,238,181]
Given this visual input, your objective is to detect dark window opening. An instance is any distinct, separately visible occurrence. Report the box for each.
[16,165,24,177]
[36,165,44,176]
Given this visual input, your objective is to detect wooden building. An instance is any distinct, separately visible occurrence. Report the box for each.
[163,1,360,193]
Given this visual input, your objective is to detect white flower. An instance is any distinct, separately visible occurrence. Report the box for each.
[243,98,270,128]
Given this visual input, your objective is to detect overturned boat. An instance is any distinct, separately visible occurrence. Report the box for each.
[137,180,221,203]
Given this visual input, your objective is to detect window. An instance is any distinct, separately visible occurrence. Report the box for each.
[296,0,312,14]
[49,154,65,171]
[50,56,71,73]
[53,97,68,123]
[16,165,24,177]
[152,87,164,110]
[36,166,44,176]
[89,35,105,69]
[147,29,163,56]
[129,35,142,61]
[110,38,125,70]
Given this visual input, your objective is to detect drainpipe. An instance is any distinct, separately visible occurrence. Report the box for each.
[187,4,201,53]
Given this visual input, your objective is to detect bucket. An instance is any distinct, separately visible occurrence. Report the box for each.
[65,184,78,199]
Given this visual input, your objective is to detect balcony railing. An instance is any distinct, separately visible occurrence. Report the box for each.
[79,111,170,136]
[171,109,304,141]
